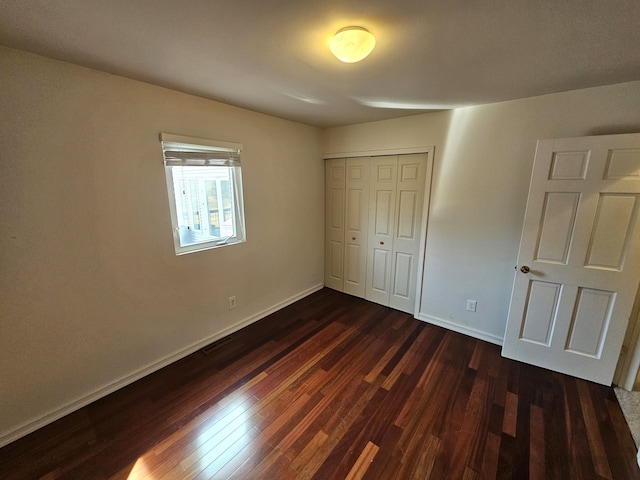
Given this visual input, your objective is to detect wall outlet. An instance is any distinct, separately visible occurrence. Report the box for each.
[228,296,237,310]
[466,300,477,312]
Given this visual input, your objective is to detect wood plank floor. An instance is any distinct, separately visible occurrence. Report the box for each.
[1,288,639,479]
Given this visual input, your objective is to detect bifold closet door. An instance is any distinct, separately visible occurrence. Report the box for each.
[389,154,428,313]
[366,154,428,313]
[365,157,397,306]
[324,157,370,295]
[325,153,428,314]
[343,158,370,297]
[324,158,345,291]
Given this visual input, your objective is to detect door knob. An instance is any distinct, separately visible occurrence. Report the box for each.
[520,265,530,274]
[380,241,384,245]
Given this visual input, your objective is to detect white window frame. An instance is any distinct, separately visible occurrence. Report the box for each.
[160,133,246,255]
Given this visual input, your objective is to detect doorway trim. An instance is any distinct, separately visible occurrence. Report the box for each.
[323,146,435,160]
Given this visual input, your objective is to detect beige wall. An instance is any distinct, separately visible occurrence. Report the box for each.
[3,43,640,446]
[323,81,640,344]
[0,47,324,445]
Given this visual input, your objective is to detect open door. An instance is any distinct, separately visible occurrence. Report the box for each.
[502,133,640,385]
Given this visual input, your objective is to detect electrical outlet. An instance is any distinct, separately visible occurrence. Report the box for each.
[228,296,237,310]
[466,300,477,312]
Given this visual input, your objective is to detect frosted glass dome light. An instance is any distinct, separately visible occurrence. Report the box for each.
[329,26,376,63]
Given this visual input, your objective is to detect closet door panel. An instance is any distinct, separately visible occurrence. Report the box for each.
[324,159,345,291]
[344,158,370,297]
[390,154,428,313]
[371,248,391,292]
[366,157,397,305]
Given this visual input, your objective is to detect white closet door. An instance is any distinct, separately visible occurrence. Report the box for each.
[366,156,398,305]
[389,154,428,313]
[324,158,345,291]
[344,158,370,297]
[326,152,431,314]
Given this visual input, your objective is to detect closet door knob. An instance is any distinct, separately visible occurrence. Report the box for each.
[520,265,530,274]
[380,241,384,245]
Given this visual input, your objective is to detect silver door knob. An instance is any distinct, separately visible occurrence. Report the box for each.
[520,265,530,274]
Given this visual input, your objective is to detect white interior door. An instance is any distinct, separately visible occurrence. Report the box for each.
[324,158,345,291]
[502,133,640,385]
[389,154,428,313]
[366,156,397,306]
[344,158,370,297]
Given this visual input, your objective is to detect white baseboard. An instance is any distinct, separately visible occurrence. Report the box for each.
[0,283,324,448]
[415,313,504,346]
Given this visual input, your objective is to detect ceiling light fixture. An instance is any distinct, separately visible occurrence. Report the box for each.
[329,26,376,63]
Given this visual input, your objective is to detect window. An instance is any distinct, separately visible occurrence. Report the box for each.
[160,133,246,255]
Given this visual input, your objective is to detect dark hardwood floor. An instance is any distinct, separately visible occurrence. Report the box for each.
[1,288,639,479]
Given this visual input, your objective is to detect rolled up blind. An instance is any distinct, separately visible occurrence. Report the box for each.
[160,132,242,166]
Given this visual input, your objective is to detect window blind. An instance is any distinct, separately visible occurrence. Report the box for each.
[160,133,242,166]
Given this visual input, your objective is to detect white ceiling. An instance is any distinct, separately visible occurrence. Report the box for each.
[1,1,639,128]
